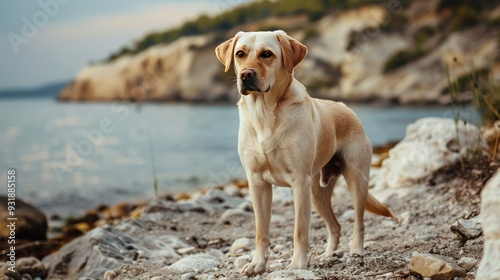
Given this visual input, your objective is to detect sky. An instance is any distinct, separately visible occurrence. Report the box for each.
[0,0,239,90]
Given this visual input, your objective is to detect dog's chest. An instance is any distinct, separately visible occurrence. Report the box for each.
[240,124,298,186]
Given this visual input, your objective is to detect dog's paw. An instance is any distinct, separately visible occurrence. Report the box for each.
[241,262,266,276]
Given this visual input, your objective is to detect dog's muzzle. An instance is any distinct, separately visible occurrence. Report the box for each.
[239,69,270,95]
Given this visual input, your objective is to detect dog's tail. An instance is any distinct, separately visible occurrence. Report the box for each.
[366,193,394,218]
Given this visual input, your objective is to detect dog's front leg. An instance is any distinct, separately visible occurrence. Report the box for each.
[241,176,272,276]
[286,176,312,270]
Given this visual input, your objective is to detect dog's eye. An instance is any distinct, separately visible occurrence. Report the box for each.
[260,51,273,58]
[235,50,244,58]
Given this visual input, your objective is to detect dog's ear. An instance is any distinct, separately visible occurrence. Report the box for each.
[276,32,308,74]
[215,35,239,72]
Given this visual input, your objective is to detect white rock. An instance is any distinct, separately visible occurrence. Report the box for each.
[234,254,252,268]
[224,184,241,197]
[219,208,253,224]
[375,118,485,189]
[180,272,196,280]
[271,215,287,225]
[177,246,197,255]
[267,269,317,280]
[273,187,293,205]
[339,209,355,221]
[167,253,219,273]
[230,238,254,254]
[477,170,500,279]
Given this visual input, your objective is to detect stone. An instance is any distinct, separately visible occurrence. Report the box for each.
[0,196,48,241]
[375,118,486,189]
[218,208,253,225]
[477,170,500,279]
[103,270,117,280]
[457,257,477,272]
[267,269,317,280]
[450,216,482,244]
[408,253,466,280]
[16,257,47,279]
[167,253,220,273]
[234,255,252,268]
[180,272,197,280]
[43,221,181,279]
[230,238,254,254]
[177,246,197,255]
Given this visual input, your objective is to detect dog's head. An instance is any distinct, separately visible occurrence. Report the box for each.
[215,30,307,96]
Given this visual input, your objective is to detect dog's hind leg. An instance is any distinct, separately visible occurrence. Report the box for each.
[342,139,371,256]
[312,173,341,258]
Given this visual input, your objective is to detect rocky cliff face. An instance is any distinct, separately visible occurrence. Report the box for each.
[59,1,500,104]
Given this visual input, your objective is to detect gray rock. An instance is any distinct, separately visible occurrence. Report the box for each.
[267,269,317,280]
[477,170,500,279]
[457,257,477,272]
[43,221,181,279]
[234,255,252,268]
[408,253,466,280]
[180,272,196,280]
[16,257,47,279]
[450,216,482,244]
[0,196,47,241]
[168,253,220,273]
[218,208,254,225]
[0,262,22,280]
[230,238,254,254]
[177,246,197,255]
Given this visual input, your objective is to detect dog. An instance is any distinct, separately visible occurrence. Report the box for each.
[215,30,394,276]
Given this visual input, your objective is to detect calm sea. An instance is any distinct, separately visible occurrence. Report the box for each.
[0,98,475,216]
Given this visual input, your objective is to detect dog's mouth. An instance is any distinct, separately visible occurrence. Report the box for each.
[240,84,271,95]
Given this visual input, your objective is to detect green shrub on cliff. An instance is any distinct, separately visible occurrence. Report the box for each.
[383,49,426,73]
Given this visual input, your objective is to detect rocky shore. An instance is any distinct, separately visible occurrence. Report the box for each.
[58,1,500,105]
[1,118,499,280]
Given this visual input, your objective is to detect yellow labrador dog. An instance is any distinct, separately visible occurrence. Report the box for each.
[215,30,394,276]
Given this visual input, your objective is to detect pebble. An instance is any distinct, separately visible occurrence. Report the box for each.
[103,270,117,280]
[219,208,253,225]
[450,216,482,243]
[238,201,253,212]
[230,238,254,254]
[339,209,355,221]
[234,255,252,268]
[457,257,477,271]
[168,253,220,273]
[408,253,466,280]
[267,269,317,280]
[177,246,197,255]
[180,272,196,280]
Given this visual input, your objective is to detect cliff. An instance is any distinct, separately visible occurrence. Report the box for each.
[59,0,500,104]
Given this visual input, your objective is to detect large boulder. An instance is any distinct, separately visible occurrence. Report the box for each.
[476,170,500,279]
[0,196,47,241]
[375,118,486,189]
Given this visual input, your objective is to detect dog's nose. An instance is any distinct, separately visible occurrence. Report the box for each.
[240,69,255,82]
